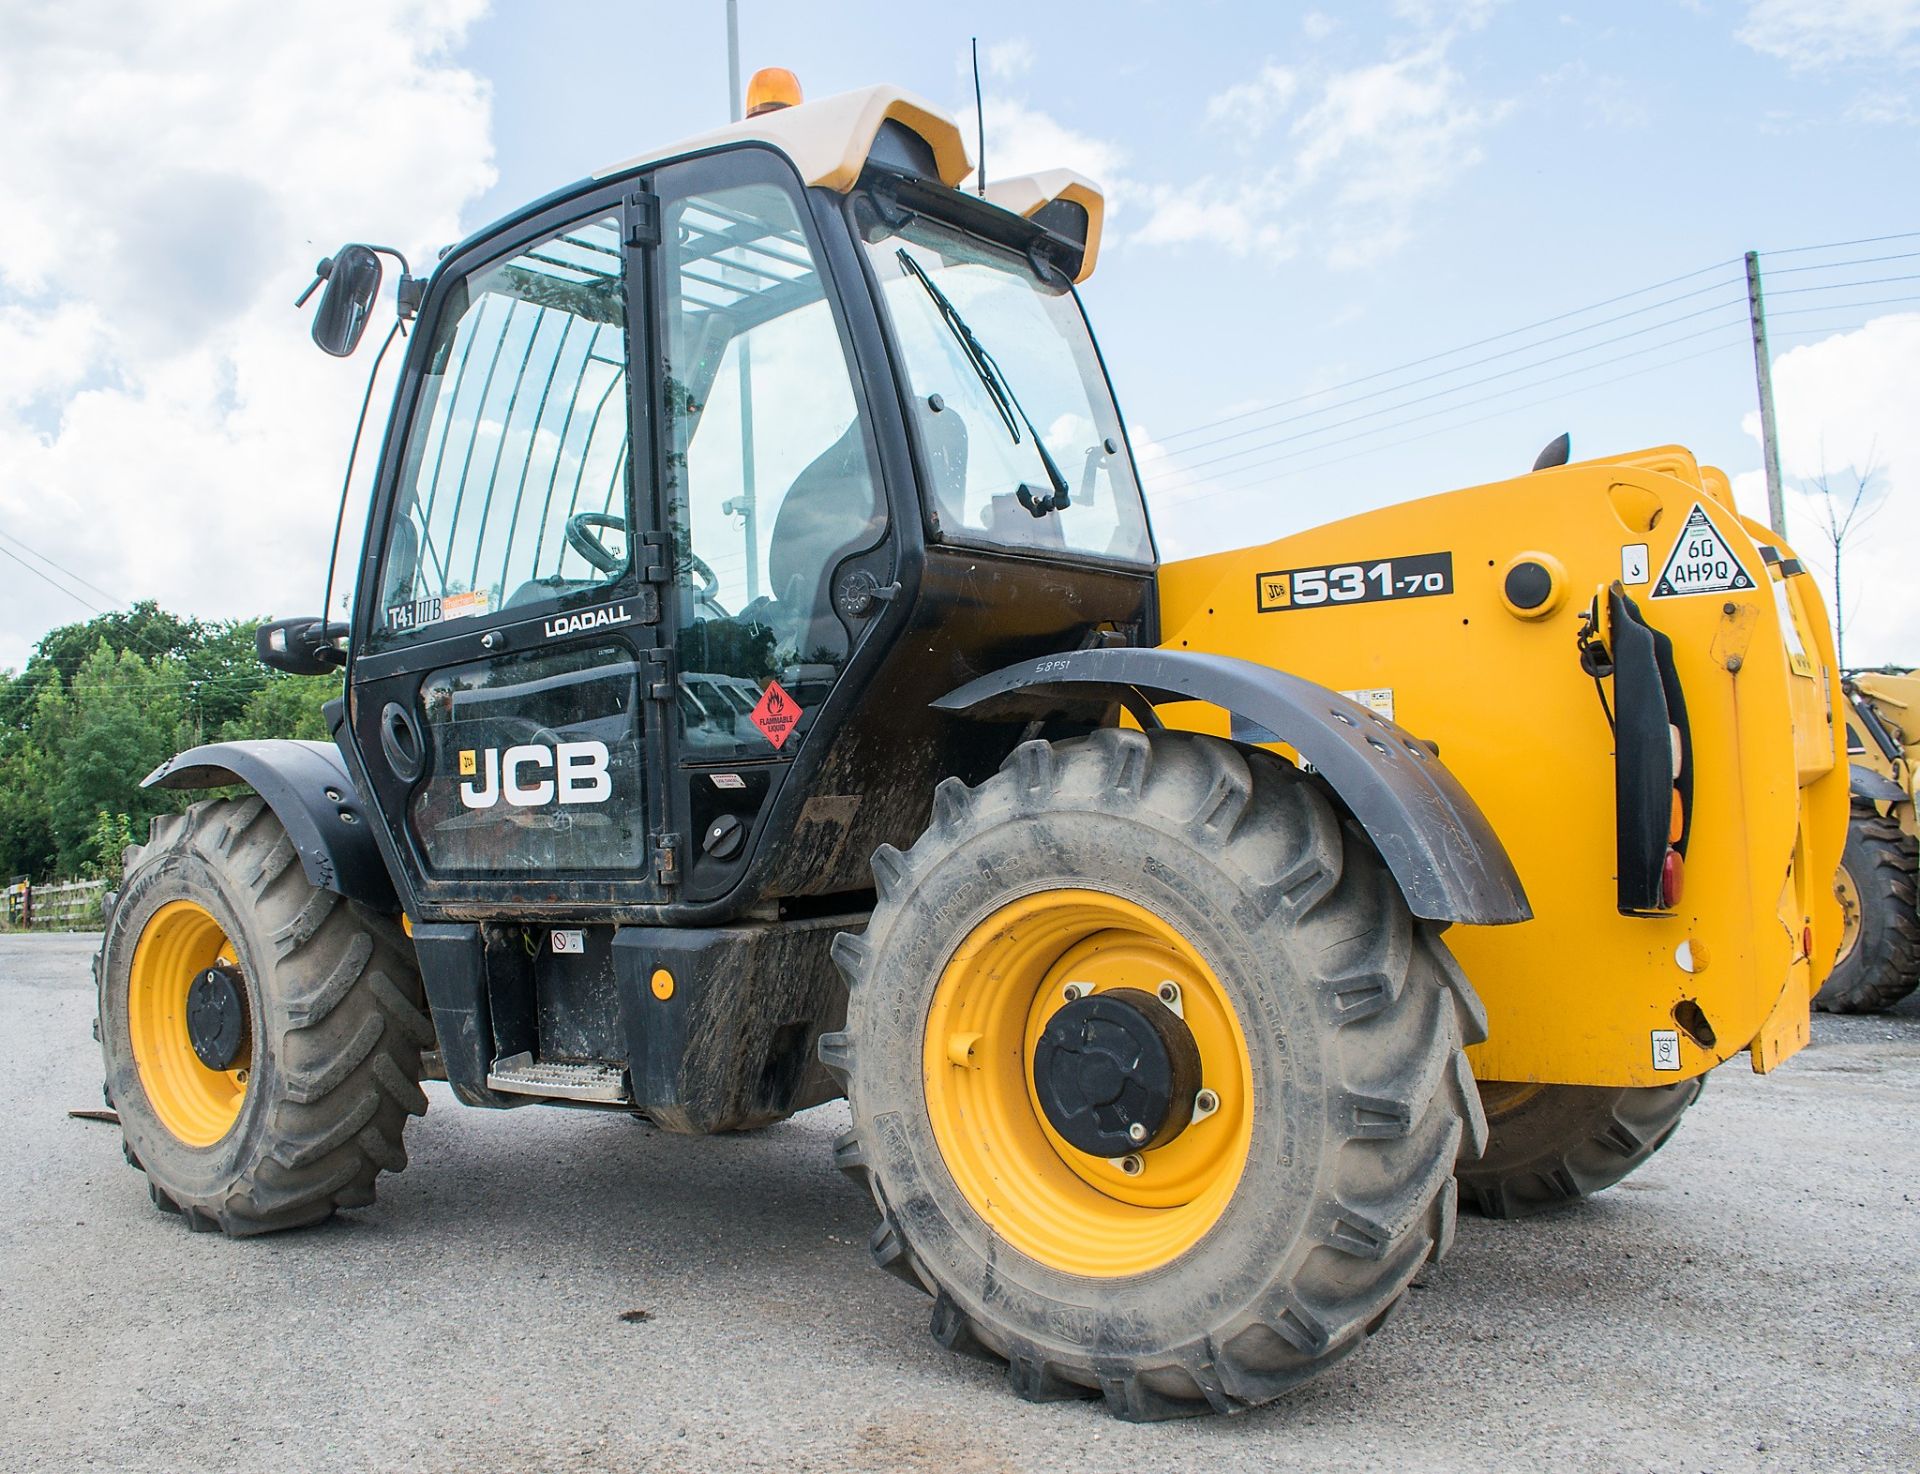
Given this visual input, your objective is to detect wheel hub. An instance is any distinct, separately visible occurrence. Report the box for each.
[186,965,249,1071]
[1033,986,1201,1156]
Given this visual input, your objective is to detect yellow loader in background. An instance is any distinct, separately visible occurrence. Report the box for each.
[96,73,1847,1417]
[1824,670,1920,1012]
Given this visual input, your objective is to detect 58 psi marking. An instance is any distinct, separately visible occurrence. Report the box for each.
[1256,551,1453,613]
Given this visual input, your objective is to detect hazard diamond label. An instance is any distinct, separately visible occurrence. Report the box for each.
[749,678,801,749]
[1650,504,1756,599]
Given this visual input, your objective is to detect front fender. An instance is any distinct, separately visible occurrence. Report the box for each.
[1849,761,1907,805]
[142,739,399,913]
[935,647,1530,927]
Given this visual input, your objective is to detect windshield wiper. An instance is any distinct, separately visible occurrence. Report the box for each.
[895,249,1072,517]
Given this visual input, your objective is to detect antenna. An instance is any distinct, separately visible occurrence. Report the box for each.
[972,37,986,196]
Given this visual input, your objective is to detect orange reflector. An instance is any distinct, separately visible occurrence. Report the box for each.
[746,67,803,117]
[1669,789,1685,845]
[1660,849,1684,909]
[1802,924,1813,959]
[650,968,675,1001]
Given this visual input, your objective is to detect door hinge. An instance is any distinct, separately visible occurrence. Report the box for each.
[626,190,661,248]
[639,530,673,584]
[651,832,682,886]
[641,645,676,703]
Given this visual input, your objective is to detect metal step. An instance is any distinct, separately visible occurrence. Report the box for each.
[485,1052,631,1104]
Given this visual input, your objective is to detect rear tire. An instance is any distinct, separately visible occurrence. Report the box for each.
[1455,1077,1702,1218]
[1814,801,1920,1014]
[823,730,1487,1419]
[97,795,430,1235]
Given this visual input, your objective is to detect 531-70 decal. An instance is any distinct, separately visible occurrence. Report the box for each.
[1256,552,1453,613]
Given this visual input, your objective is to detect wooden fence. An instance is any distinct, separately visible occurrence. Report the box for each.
[3,878,107,930]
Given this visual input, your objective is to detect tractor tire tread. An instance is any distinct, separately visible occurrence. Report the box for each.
[1814,802,1920,1014]
[832,729,1484,1420]
[98,795,427,1238]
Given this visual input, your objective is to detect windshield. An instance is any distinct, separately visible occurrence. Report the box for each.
[861,213,1151,564]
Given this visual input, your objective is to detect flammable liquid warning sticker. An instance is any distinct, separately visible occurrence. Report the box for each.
[750,678,801,750]
[1650,505,1755,599]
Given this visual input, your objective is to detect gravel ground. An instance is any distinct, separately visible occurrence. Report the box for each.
[2,930,1915,1473]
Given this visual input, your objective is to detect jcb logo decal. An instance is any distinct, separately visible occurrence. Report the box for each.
[458,741,612,810]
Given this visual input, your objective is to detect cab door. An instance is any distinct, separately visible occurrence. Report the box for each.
[346,189,669,914]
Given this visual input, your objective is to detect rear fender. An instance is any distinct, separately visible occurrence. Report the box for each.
[934,647,1531,927]
[142,740,399,913]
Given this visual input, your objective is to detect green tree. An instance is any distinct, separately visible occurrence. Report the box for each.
[48,643,186,874]
[220,672,340,743]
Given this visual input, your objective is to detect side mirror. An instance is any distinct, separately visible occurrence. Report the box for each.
[257,616,347,675]
[308,245,383,357]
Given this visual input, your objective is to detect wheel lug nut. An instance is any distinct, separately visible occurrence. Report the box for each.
[1116,1154,1143,1175]
[1196,1089,1218,1115]
[1062,982,1090,1002]
[1127,1121,1148,1144]
[1157,981,1180,1006]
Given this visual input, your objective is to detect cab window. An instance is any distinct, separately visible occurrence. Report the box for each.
[861,212,1150,565]
[372,212,632,646]
[662,174,884,758]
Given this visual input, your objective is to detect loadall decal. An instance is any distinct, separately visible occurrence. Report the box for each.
[1256,552,1453,613]
[542,603,633,639]
[457,741,613,809]
[1651,505,1755,598]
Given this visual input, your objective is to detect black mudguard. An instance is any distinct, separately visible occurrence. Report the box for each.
[1850,762,1907,804]
[142,740,400,913]
[934,647,1530,927]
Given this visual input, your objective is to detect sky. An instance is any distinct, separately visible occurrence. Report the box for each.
[1,0,1916,671]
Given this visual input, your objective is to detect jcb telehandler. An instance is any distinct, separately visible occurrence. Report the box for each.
[97,74,1847,1419]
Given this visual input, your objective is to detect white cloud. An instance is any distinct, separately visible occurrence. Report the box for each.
[961,96,1129,192]
[0,1,496,671]
[985,38,1035,81]
[1148,27,1508,269]
[1737,0,1920,68]
[1207,64,1301,136]
[1732,313,1920,663]
[1303,12,1340,41]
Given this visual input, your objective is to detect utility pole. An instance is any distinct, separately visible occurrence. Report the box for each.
[726,0,743,123]
[1745,250,1788,536]
[723,0,759,601]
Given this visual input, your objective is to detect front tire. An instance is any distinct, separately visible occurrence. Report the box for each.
[823,730,1487,1420]
[1814,801,1920,1014]
[98,795,431,1235]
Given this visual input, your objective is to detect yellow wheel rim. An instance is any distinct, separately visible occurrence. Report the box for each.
[1834,861,1863,965]
[922,889,1253,1277]
[127,900,249,1147]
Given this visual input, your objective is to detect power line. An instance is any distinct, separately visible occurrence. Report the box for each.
[1771,271,1920,296]
[1758,249,1920,276]
[0,544,104,615]
[1761,228,1920,257]
[1768,293,1920,318]
[1156,322,1750,499]
[1154,256,1740,444]
[1169,303,1749,477]
[1149,338,1747,514]
[0,527,121,604]
[1158,275,1746,464]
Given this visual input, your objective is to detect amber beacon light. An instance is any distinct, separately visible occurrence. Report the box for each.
[746,67,803,117]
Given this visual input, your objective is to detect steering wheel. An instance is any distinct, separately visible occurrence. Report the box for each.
[683,550,722,607]
[565,512,629,574]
